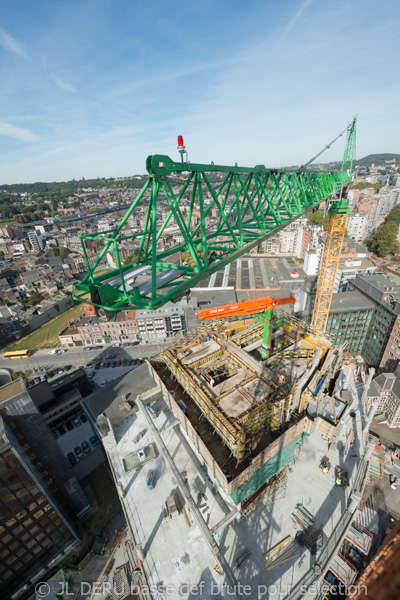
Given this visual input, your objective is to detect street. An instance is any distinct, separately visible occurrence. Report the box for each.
[0,340,173,377]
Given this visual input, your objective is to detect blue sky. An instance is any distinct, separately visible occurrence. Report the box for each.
[0,0,399,183]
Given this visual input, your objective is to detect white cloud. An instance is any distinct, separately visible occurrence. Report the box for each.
[52,74,77,93]
[282,0,313,37]
[0,123,36,141]
[0,27,27,58]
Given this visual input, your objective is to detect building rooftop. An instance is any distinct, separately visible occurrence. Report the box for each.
[82,364,155,429]
[0,378,24,404]
[98,363,376,600]
[194,256,314,293]
[329,290,376,314]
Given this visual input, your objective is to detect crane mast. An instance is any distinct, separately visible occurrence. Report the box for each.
[311,118,357,335]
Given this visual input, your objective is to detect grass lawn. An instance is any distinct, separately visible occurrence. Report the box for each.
[92,267,113,277]
[4,302,85,351]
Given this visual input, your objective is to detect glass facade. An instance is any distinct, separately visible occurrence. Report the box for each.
[326,308,374,355]
[0,423,76,598]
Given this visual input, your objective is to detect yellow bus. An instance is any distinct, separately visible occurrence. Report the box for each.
[4,350,31,359]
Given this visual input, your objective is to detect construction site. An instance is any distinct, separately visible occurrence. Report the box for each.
[148,310,348,507]
[79,120,400,599]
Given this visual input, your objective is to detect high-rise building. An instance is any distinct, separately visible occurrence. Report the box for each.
[27,230,43,252]
[0,411,78,599]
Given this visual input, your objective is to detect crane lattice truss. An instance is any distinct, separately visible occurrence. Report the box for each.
[73,120,356,313]
[310,207,349,334]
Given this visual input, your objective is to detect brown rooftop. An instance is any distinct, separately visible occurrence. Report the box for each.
[0,379,25,404]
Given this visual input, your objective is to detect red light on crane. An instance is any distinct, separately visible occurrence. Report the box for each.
[177,135,184,148]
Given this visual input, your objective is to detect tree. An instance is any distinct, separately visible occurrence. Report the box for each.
[52,247,60,256]
[371,221,399,257]
[369,205,400,257]
[0,251,4,261]
[59,247,70,260]
[123,249,139,266]
[307,209,328,229]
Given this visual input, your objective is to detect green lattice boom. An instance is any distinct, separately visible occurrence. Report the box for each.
[73,119,356,313]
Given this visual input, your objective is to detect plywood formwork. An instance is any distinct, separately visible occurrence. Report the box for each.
[161,318,338,461]
[148,359,315,503]
[149,315,346,506]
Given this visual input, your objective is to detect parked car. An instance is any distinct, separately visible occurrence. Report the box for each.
[83,347,91,352]
[67,452,76,465]
[146,469,155,490]
[58,425,66,435]
[34,377,40,384]
[40,375,46,382]
[111,361,116,368]
[112,343,120,347]
[58,368,64,374]
[101,380,106,387]
[64,365,71,371]
[90,435,99,447]
[104,362,110,368]
[99,362,105,368]
[74,445,84,459]
[95,363,100,370]
[48,349,57,354]
[66,421,73,431]
[81,440,91,454]
[51,429,58,440]
[73,417,81,427]
[117,360,122,367]
[86,363,93,368]
[108,354,116,359]
[122,342,130,347]
[139,341,147,345]
[129,359,135,365]
[122,359,127,367]
[80,414,87,423]
[88,370,95,379]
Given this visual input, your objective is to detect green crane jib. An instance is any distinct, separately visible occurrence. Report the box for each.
[73,120,356,316]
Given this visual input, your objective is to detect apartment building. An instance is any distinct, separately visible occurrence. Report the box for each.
[346,211,369,241]
[367,372,400,428]
[350,275,400,368]
[333,258,376,293]
[324,291,376,356]
[60,305,188,347]
[27,230,44,251]
[303,231,324,276]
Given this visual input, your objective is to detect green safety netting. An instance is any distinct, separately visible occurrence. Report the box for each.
[229,432,309,505]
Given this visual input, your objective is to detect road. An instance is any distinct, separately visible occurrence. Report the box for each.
[0,339,178,376]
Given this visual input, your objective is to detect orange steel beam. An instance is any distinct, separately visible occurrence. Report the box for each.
[197,295,295,321]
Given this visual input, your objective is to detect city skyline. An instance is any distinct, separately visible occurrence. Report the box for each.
[0,0,399,184]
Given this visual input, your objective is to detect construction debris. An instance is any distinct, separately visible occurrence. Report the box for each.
[235,549,251,568]
[264,537,299,571]
[290,505,314,530]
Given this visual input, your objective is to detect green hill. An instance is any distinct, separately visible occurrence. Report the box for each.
[356,153,400,166]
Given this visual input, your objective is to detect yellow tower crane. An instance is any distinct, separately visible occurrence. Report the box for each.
[310,117,356,335]
[310,186,351,334]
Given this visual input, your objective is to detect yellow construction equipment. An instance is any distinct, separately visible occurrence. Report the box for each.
[311,185,351,335]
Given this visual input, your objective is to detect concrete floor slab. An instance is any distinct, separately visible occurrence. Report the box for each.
[178,340,220,365]
[105,396,236,600]
[100,363,372,600]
